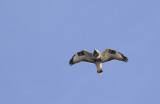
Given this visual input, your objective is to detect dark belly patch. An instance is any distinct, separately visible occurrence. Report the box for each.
[94,58,102,62]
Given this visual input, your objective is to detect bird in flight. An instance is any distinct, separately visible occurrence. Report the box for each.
[69,48,128,74]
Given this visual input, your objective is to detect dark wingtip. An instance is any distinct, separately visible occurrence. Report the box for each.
[121,54,128,62]
[69,56,74,66]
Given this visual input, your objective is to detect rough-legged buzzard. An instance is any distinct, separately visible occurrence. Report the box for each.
[69,48,128,74]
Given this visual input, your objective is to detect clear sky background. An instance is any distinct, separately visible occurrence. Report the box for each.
[0,0,160,104]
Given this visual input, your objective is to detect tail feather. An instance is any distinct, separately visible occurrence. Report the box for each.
[95,62,103,74]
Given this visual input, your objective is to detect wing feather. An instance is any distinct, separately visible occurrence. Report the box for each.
[69,50,94,65]
[101,48,128,63]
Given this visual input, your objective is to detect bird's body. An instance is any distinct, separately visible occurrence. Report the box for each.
[69,48,128,74]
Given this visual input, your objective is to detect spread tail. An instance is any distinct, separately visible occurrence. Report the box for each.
[95,62,103,74]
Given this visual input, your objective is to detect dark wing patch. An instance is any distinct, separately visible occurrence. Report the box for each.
[77,51,85,56]
[109,49,116,54]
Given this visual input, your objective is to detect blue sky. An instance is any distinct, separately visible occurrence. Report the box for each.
[0,0,160,104]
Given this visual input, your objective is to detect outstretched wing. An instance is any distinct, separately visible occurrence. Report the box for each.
[69,50,94,65]
[101,48,128,63]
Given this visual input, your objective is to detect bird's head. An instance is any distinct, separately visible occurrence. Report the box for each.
[93,49,100,59]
